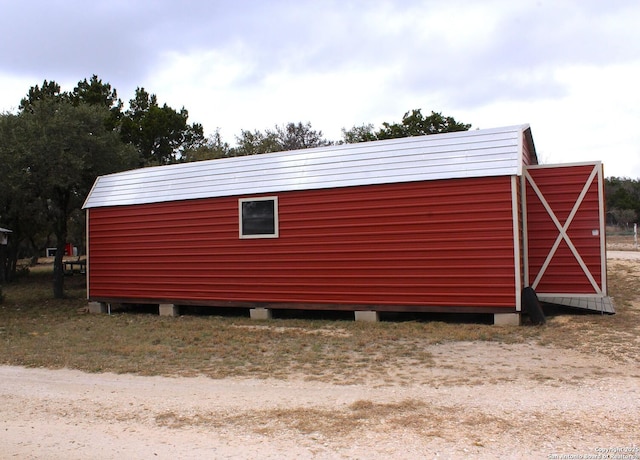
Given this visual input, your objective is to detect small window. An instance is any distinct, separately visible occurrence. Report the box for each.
[239,197,279,238]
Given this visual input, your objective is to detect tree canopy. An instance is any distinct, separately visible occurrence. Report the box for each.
[181,129,231,162]
[120,87,205,166]
[1,78,140,296]
[605,177,640,229]
[184,110,469,162]
[18,80,65,111]
[234,122,331,156]
[341,109,471,143]
[71,75,120,109]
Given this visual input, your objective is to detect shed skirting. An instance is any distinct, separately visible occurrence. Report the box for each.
[87,297,518,314]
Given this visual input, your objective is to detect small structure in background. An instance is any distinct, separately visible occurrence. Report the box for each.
[0,227,12,288]
[0,227,10,246]
[82,125,613,324]
[46,244,78,258]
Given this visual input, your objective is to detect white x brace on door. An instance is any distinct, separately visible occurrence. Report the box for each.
[523,162,613,313]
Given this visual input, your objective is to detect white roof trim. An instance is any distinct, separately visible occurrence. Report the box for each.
[83,124,533,209]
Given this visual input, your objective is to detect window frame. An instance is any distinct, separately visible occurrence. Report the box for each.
[238,196,279,239]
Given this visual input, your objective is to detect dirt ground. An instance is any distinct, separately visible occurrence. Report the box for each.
[1,253,639,459]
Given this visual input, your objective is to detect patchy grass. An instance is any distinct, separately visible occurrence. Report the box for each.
[535,259,640,363]
[1,257,639,383]
[607,233,639,251]
[155,399,434,439]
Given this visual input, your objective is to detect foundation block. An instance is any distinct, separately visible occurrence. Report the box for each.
[355,311,379,322]
[250,307,272,320]
[88,301,107,314]
[159,303,179,317]
[494,313,521,326]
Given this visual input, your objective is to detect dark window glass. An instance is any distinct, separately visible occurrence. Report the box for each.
[242,200,275,236]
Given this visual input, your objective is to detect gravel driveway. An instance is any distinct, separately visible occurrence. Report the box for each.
[1,251,638,459]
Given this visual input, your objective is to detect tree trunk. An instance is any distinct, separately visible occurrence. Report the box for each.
[53,207,68,299]
[52,188,70,299]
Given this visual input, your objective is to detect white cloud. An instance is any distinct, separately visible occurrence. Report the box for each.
[454,61,640,177]
[150,47,403,141]
[0,74,30,113]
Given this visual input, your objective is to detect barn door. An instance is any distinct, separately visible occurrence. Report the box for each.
[523,162,613,313]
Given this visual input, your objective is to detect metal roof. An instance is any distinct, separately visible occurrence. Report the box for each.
[83,124,535,209]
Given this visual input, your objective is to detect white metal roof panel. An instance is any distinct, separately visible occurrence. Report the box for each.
[83,124,534,209]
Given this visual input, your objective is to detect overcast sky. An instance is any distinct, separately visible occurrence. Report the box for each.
[1,0,639,178]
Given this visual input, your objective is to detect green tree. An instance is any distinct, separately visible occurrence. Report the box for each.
[340,123,377,144]
[18,80,66,112]
[232,122,330,156]
[605,177,640,228]
[120,87,205,166]
[377,109,471,139]
[71,75,119,108]
[5,77,207,296]
[610,208,637,229]
[70,74,123,128]
[0,111,46,280]
[42,99,135,297]
[6,94,138,297]
[268,122,331,151]
[342,109,471,143]
[181,129,232,162]
[233,129,281,156]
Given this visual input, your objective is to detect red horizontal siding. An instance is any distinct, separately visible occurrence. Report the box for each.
[88,176,518,309]
[526,165,603,294]
[522,131,535,166]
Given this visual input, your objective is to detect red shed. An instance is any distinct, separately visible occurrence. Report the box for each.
[82,125,613,324]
